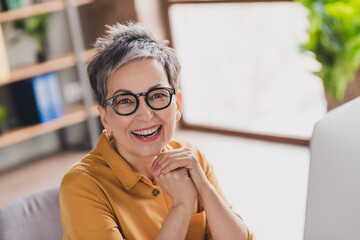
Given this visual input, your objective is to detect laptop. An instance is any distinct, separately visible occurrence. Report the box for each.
[304,97,360,240]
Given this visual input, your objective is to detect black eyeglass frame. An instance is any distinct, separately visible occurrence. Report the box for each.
[103,87,176,116]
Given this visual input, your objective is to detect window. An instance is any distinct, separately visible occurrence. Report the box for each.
[169,1,326,140]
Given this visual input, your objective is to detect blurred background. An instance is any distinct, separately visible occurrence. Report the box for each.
[1,0,359,239]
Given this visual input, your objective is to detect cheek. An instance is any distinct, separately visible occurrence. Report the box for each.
[176,109,181,122]
[161,107,178,132]
[108,114,133,133]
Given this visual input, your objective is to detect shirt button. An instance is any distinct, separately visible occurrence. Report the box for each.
[152,189,159,197]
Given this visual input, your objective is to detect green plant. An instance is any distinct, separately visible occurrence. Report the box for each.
[0,105,5,126]
[13,14,50,61]
[297,0,360,101]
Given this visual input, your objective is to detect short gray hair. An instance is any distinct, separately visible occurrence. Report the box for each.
[87,22,181,107]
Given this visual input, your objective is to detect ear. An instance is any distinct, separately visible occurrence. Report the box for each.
[98,105,113,133]
[175,90,182,122]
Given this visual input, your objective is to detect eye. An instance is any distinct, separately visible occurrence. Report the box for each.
[151,93,166,99]
[116,98,134,105]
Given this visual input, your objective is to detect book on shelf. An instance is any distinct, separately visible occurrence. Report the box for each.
[4,0,21,10]
[10,72,64,125]
[0,0,8,11]
[32,72,63,123]
[0,25,10,84]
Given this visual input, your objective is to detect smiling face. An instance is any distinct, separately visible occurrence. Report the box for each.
[99,58,182,164]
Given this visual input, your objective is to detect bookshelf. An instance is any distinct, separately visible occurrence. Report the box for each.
[0,0,93,23]
[0,104,99,148]
[0,0,99,150]
[0,48,97,86]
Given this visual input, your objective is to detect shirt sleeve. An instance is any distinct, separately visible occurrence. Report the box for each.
[59,173,124,240]
[190,143,256,240]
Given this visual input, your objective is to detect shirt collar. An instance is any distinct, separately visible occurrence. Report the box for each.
[97,130,142,190]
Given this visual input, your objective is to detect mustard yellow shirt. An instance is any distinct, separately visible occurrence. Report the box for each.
[60,131,254,240]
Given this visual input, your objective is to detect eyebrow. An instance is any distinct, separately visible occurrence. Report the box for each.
[112,84,163,97]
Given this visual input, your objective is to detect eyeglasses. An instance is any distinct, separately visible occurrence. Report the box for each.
[103,87,176,116]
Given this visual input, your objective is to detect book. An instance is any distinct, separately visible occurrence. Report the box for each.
[10,72,64,125]
[0,0,8,11]
[5,0,21,10]
[32,72,63,123]
[9,79,39,126]
[0,25,10,84]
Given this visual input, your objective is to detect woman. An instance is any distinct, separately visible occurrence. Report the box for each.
[59,22,254,240]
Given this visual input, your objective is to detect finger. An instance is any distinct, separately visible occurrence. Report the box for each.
[152,148,195,175]
[155,173,165,184]
[151,152,170,174]
[159,156,192,175]
[158,149,196,172]
[151,151,188,175]
[153,149,186,167]
[153,155,188,176]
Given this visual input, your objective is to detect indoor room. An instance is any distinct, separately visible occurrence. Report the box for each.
[0,0,359,240]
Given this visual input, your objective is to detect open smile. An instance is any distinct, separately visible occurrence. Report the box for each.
[131,125,162,141]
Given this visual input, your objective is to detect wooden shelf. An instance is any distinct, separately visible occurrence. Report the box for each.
[0,0,101,151]
[0,48,97,86]
[0,0,94,23]
[0,104,99,148]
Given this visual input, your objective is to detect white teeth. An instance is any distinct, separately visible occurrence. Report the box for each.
[132,126,161,136]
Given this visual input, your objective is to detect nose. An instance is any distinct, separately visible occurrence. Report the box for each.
[135,97,154,121]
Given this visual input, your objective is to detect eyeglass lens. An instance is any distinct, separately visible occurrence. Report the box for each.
[113,88,172,115]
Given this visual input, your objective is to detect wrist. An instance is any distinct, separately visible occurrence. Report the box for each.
[171,201,195,214]
[197,182,216,201]
[190,168,211,194]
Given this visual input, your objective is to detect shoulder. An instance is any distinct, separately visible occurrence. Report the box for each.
[60,152,108,190]
[59,153,112,209]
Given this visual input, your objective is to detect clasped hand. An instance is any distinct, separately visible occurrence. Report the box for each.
[152,148,209,208]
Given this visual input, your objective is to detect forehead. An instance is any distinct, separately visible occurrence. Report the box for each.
[107,58,169,95]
